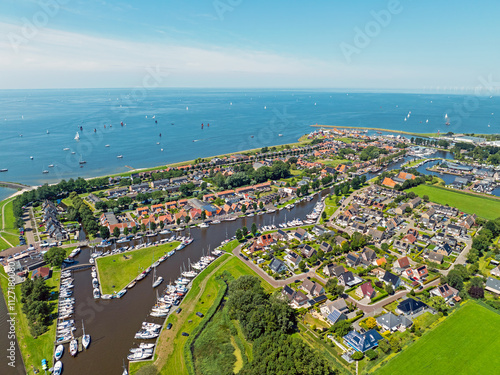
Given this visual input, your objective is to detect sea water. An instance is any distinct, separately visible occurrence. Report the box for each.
[0,88,497,185]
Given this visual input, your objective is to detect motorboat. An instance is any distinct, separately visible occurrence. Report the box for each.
[127,348,153,361]
[116,289,127,298]
[70,337,78,356]
[139,343,155,349]
[53,361,63,375]
[54,344,64,360]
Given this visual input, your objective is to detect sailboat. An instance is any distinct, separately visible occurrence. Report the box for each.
[79,155,86,165]
[75,132,80,141]
[152,266,163,288]
[82,320,91,349]
[122,359,129,375]
[445,113,450,126]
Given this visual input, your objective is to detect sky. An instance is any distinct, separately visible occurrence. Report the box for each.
[0,0,499,90]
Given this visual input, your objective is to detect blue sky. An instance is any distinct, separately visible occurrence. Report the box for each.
[0,0,499,90]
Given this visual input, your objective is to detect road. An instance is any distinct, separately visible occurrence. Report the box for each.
[345,278,441,314]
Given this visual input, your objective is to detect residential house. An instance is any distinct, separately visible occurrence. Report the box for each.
[428,251,444,264]
[376,312,412,332]
[382,177,397,188]
[269,258,287,273]
[325,308,347,325]
[368,228,386,242]
[301,279,325,297]
[395,203,411,215]
[361,247,377,265]
[313,225,328,237]
[289,228,308,242]
[409,265,428,281]
[284,252,302,269]
[396,298,428,316]
[460,214,476,229]
[446,223,464,237]
[430,283,459,301]
[346,252,361,267]
[292,290,309,306]
[343,329,383,352]
[382,271,402,288]
[301,245,317,259]
[281,285,295,302]
[491,266,500,278]
[323,264,345,278]
[485,277,500,295]
[31,266,51,280]
[319,241,333,254]
[338,271,362,287]
[320,298,349,319]
[355,282,375,299]
[395,256,411,270]
[408,196,422,209]
[435,243,453,257]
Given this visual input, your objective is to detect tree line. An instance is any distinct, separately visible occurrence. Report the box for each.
[225,275,337,375]
[20,276,52,337]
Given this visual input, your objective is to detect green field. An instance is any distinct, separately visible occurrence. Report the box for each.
[376,302,500,375]
[96,242,179,294]
[0,267,60,374]
[0,198,19,248]
[409,184,500,220]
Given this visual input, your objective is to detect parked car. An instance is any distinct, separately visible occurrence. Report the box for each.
[196,312,204,318]
[176,308,182,314]
[166,323,172,330]
[181,332,189,337]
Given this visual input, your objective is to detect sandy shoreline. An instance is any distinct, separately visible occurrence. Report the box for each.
[310,124,440,137]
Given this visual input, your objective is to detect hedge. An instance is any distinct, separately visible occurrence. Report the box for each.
[369,292,389,304]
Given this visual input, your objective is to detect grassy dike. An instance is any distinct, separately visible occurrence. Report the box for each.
[0,267,60,374]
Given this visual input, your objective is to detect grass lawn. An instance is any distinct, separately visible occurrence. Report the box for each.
[2,232,20,247]
[220,239,239,254]
[96,242,179,294]
[409,184,500,220]
[0,236,11,250]
[2,199,17,232]
[0,267,60,374]
[376,302,500,375]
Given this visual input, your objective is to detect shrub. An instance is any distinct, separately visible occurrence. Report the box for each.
[351,351,364,360]
[365,349,378,360]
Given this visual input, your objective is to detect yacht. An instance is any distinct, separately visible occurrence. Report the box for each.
[63,148,70,151]
[117,155,123,159]
[48,164,54,168]
[127,348,153,361]
[116,289,127,298]
[75,132,80,141]
[105,144,110,147]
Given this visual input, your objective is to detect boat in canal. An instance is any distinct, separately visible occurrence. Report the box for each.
[53,360,63,375]
[54,344,64,360]
[69,336,78,357]
[82,320,91,349]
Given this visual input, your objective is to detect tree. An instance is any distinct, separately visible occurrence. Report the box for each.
[365,349,378,360]
[259,201,264,210]
[446,270,464,291]
[423,195,429,202]
[351,351,364,360]
[132,226,138,234]
[236,229,243,241]
[185,216,191,224]
[141,223,147,232]
[298,260,306,272]
[468,285,484,299]
[100,226,110,239]
[377,339,390,353]
[385,282,394,295]
[381,243,389,252]
[389,336,402,353]
[321,211,327,220]
[123,227,129,236]
[365,317,377,330]
[241,204,247,214]
[113,227,121,238]
[252,202,257,211]
[201,210,206,221]
[251,222,258,237]
[43,247,66,268]
[150,222,157,231]
[330,320,352,337]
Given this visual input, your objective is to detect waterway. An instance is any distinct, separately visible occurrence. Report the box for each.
[0,283,25,375]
